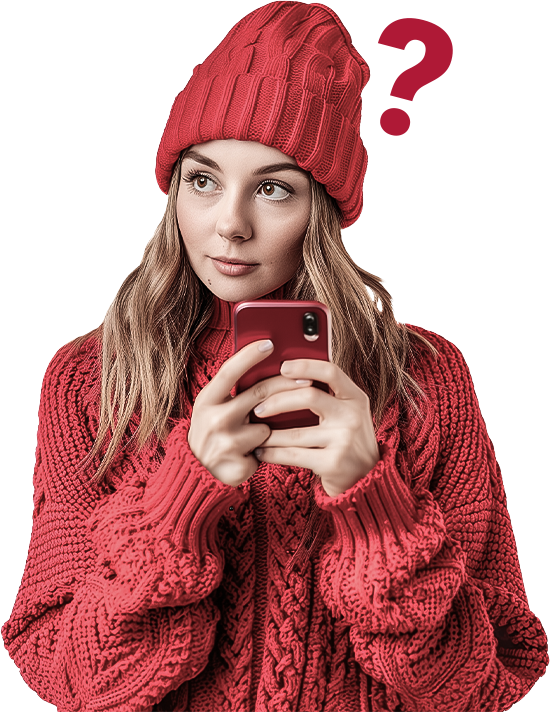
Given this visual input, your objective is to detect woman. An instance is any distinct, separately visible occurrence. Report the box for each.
[2,2,547,711]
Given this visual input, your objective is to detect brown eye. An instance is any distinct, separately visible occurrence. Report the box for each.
[187,174,288,198]
[260,181,290,203]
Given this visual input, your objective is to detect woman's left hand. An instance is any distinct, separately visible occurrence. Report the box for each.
[253,359,380,497]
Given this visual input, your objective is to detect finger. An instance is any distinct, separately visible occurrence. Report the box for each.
[261,425,330,449]
[280,359,365,401]
[235,422,272,455]
[239,373,313,410]
[253,385,337,421]
[222,373,312,426]
[254,445,326,472]
[199,339,274,405]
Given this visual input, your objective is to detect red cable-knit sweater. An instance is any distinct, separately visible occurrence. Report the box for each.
[2,293,548,712]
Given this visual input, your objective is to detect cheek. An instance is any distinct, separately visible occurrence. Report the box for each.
[282,212,309,255]
[176,194,205,245]
[176,194,186,235]
[177,183,202,217]
[283,243,305,272]
[265,231,305,271]
[282,232,306,257]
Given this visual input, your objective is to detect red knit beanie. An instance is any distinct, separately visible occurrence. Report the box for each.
[156,1,369,228]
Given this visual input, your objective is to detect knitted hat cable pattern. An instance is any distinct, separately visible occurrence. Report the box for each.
[156,1,370,228]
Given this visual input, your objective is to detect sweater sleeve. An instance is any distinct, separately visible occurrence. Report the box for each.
[1,342,245,712]
[313,332,548,712]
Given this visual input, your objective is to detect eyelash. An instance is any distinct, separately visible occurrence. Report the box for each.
[181,170,293,201]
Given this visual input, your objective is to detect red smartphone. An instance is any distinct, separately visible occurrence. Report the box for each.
[233,300,332,430]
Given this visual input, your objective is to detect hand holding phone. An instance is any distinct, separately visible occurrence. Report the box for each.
[233,300,332,430]
[187,338,314,487]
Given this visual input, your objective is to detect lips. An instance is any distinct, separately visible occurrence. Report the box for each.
[211,258,259,276]
[211,256,258,265]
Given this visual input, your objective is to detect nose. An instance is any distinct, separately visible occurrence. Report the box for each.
[215,190,253,242]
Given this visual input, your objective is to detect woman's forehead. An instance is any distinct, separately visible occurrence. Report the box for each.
[184,139,299,165]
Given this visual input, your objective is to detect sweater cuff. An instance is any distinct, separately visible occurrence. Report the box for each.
[139,420,245,559]
[88,421,246,614]
[313,442,448,583]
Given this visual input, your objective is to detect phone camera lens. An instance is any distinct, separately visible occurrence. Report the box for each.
[303,312,318,336]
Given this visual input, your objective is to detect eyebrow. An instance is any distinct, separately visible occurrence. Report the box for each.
[183,149,307,177]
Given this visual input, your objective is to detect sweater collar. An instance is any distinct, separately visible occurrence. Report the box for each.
[207,284,287,331]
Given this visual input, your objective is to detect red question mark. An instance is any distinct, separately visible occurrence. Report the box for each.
[378,18,453,136]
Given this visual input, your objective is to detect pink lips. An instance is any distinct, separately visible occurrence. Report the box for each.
[211,258,258,276]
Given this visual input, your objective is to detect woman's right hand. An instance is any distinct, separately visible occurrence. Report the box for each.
[187,339,312,488]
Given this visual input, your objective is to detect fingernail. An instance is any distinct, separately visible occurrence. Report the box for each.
[254,403,265,414]
[258,339,273,352]
[255,448,263,458]
[295,379,312,385]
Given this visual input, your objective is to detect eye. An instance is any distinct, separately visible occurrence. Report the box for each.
[182,170,218,194]
[260,180,290,200]
[182,172,291,203]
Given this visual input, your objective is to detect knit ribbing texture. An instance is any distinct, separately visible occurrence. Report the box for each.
[155,2,369,228]
[2,296,548,711]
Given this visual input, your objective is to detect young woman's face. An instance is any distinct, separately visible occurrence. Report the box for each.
[176,139,312,303]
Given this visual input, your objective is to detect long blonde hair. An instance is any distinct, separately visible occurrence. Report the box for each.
[76,150,436,484]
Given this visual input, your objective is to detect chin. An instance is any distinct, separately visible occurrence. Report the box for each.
[204,283,258,304]
[205,279,287,304]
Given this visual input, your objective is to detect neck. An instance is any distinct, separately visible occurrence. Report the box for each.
[208,284,287,331]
